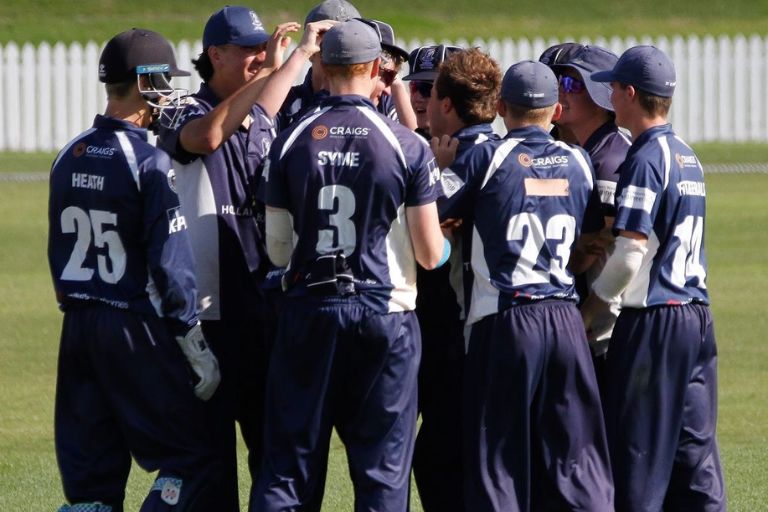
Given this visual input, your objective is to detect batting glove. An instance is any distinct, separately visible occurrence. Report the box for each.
[176,323,220,401]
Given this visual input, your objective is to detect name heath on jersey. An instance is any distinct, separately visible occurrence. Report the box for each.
[72,173,105,191]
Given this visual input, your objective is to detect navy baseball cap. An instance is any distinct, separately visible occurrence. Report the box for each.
[501,60,558,108]
[99,28,190,84]
[203,6,270,48]
[539,42,584,67]
[321,19,381,65]
[356,19,409,62]
[591,45,676,98]
[402,45,463,82]
[554,45,619,111]
[305,0,361,25]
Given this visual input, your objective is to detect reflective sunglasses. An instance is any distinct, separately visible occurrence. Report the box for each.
[378,68,398,87]
[558,75,586,94]
[409,80,433,98]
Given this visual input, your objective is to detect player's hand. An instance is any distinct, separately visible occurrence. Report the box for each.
[299,20,338,56]
[580,292,610,332]
[264,22,301,69]
[176,323,221,401]
[430,135,460,170]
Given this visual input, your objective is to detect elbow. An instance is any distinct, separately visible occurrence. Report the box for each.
[417,238,450,271]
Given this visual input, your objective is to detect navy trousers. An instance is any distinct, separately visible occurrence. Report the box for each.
[251,296,421,512]
[413,264,466,512]
[463,301,614,512]
[55,305,220,511]
[605,304,726,512]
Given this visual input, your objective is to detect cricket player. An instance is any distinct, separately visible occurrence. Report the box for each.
[48,29,221,511]
[252,19,447,512]
[412,47,501,512]
[441,60,614,511]
[543,44,631,390]
[277,0,362,131]
[586,45,726,511]
[156,7,333,507]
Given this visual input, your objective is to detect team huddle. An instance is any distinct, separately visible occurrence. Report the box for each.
[47,1,726,511]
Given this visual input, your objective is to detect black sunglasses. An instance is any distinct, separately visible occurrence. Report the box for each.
[409,80,433,97]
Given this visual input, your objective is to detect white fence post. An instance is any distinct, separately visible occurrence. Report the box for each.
[5,43,21,150]
[0,44,6,150]
[37,42,53,152]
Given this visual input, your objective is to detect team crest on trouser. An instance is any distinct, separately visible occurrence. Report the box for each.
[150,477,183,505]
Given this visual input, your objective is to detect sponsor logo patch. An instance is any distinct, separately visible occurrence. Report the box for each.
[312,125,329,140]
[167,207,187,234]
[73,142,87,157]
[160,478,182,505]
[85,145,116,159]
[329,126,370,138]
[440,168,465,198]
[167,168,176,192]
[675,153,699,168]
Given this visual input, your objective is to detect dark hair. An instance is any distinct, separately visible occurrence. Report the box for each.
[105,80,136,99]
[193,50,214,82]
[433,48,500,125]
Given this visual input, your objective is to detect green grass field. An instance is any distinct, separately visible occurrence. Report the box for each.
[1,0,767,44]
[0,172,766,509]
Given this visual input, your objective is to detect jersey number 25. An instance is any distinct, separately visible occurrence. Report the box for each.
[60,206,126,284]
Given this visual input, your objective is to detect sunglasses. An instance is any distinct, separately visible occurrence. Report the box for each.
[409,80,432,98]
[378,68,398,86]
[559,75,586,94]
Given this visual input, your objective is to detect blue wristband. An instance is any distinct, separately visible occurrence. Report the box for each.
[435,237,451,268]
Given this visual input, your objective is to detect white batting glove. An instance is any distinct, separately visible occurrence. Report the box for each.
[176,323,220,401]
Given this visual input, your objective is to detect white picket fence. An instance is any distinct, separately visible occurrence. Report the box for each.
[1,34,767,151]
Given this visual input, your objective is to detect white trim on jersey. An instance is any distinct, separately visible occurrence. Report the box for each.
[145,270,164,318]
[618,185,657,214]
[621,230,661,308]
[279,106,333,159]
[52,128,97,171]
[658,136,672,190]
[385,204,418,312]
[466,225,499,325]
[555,141,594,189]
[172,157,221,320]
[357,107,409,169]
[115,131,141,191]
[480,138,522,190]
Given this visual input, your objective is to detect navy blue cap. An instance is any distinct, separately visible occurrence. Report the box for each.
[357,18,409,62]
[591,45,676,98]
[539,42,584,67]
[305,0,361,25]
[321,19,381,65]
[99,28,190,83]
[203,6,270,48]
[554,45,618,111]
[402,45,464,82]
[501,60,558,108]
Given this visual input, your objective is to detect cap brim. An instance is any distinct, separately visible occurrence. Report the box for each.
[382,43,409,63]
[230,32,270,47]
[590,70,616,83]
[402,70,438,81]
[169,69,192,77]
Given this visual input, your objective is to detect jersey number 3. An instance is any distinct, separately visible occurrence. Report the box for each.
[316,185,356,256]
[60,206,126,283]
